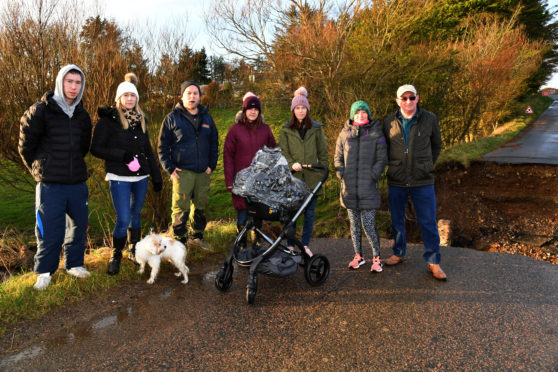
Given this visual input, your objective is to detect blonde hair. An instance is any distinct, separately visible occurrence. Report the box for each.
[116,72,146,132]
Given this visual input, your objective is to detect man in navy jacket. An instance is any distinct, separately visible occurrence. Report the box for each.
[158,81,218,249]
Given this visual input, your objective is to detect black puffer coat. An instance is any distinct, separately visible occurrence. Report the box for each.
[334,119,388,210]
[90,106,162,187]
[18,91,92,184]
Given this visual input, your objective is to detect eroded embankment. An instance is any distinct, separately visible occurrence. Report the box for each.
[431,161,557,264]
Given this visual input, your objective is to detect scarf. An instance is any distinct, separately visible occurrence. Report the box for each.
[353,119,369,126]
[122,108,142,129]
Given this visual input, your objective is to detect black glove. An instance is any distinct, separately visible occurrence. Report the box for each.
[122,151,135,163]
[153,182,163,193]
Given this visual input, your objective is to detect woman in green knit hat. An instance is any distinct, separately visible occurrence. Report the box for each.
[334,100,388,272]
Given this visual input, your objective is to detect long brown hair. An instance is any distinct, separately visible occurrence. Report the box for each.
[289,111,312,130]
[242,111,263,129]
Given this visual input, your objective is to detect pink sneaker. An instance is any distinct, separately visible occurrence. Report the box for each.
[304,246,313,257]
[371,256,383,273]
[348,253,365,269]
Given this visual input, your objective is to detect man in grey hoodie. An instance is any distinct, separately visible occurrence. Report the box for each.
[19,64,92,290]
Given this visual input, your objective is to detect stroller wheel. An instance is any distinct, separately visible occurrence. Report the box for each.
[304,255,330,286]
[215,264,234,292]
[246,287,257,304]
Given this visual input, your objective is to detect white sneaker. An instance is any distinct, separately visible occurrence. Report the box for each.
[33,273,51,290]
[304,246,313,257]
[67,266,91,278]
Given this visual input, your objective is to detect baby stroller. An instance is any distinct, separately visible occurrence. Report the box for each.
[215,150,330,304]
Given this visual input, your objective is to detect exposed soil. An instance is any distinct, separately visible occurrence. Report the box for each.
[433,161,557,264]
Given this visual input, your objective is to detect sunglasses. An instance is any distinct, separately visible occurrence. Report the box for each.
[399,96,417,101]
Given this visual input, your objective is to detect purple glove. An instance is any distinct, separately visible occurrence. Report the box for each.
[127,157,140,172]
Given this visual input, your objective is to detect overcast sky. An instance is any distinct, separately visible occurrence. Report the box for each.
[100,0,219,54]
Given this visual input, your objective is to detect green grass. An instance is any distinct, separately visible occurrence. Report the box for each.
[0,165,36,230]
[0,93,553,328]
[0,248,138,332]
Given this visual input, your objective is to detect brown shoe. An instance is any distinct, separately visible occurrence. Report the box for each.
[383,255,404,266]
[188,237,212,251]
[428,264,447,281]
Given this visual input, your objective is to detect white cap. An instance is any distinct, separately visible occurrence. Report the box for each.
[115,82,139,103]
[396,84,417,98]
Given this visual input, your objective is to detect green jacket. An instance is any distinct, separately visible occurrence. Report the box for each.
[279,120,328,194]
[383,107,442,187]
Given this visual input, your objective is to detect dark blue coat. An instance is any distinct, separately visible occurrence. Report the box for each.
[158,103,218,174]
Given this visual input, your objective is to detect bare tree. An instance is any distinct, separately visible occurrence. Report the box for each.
[206,0,291,87]
[0,0,82,189]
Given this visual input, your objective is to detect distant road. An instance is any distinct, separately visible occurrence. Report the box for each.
[483,97,558,165]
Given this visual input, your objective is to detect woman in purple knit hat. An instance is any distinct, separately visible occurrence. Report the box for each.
[278,87,328,256]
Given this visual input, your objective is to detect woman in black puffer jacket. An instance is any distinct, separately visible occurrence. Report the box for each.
[334,100,388,273]
[91,73,162,275]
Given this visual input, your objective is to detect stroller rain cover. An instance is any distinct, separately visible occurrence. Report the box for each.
[232,146,310,211]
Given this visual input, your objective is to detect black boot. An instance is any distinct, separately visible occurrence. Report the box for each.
[127,228,141,265]
[108,236,127,275]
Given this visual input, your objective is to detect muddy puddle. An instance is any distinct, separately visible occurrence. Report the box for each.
[0,268,225,370]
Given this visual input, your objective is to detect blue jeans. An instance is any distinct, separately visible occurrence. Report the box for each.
[109,178,148,238]
[388,185,440,264]
[288,197,317,247]
[237,209,248,226]
[34,182,89,274]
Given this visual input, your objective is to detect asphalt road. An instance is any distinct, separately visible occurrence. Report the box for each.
[482,99,558,164]
[1,238,557,371]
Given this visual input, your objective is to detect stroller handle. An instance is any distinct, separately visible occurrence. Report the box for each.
[300,163,329,183]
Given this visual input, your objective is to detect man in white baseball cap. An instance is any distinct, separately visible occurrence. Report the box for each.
[382,84,446,280]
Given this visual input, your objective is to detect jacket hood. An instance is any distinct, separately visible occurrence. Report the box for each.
[343,118,379,130]
[236,110,266,125]
[53,64,86,118]
[343,118,380,137]
[41,90,82,116]
[97,106,117,118]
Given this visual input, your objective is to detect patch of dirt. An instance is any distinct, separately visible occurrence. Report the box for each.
[432,161,557,264]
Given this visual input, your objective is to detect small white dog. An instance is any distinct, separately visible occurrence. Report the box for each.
[135,234,189,284]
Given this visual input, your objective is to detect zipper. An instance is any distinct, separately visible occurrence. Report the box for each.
[355,129,360,205]
[69,116,74,181]
[196,133,200,171]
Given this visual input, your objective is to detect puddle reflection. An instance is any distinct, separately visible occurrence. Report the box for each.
[0,346,43,369]
[0,269,217,368]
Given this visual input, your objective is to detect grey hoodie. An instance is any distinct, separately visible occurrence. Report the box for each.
[52,64,86,118]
